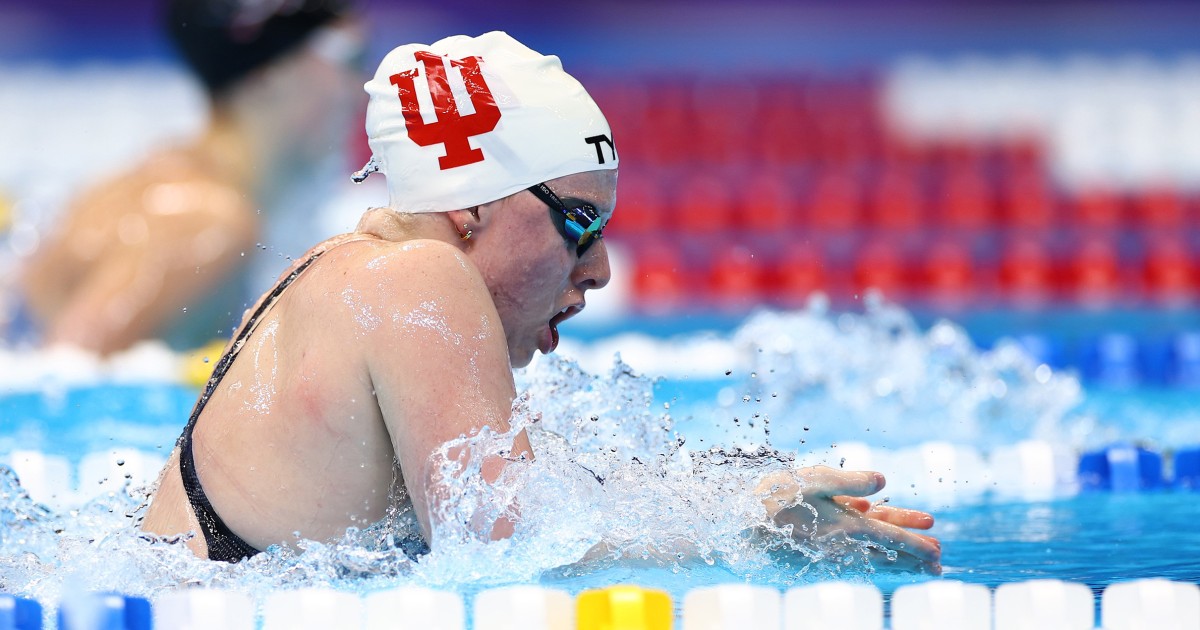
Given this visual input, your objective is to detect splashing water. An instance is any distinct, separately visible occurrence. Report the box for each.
[0,299,1088,611]
[700,294,1086,451]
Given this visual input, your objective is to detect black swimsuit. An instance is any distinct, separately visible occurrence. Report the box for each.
[177,252,321,562]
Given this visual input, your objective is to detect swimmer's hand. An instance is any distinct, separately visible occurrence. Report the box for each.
[756,466,942,574]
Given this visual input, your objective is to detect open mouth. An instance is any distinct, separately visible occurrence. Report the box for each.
[547,303,584,353]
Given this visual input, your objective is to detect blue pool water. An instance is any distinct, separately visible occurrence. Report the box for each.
[1,302,1198,622]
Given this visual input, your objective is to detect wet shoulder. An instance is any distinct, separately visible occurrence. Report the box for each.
[298,238,493,328]
[316,238,481,285]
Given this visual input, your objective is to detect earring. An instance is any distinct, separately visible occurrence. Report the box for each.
[460,224,473,241]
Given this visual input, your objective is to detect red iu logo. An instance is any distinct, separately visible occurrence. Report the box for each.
[389,51,502,170]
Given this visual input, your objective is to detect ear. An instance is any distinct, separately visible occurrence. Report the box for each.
[446,199,500,237]
[445,207,478,240]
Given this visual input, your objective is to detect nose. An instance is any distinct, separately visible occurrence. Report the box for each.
[573,239,612,291]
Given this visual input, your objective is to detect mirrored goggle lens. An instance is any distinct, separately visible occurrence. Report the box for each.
[563,210,606,254]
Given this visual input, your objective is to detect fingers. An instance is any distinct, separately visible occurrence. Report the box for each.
[863,504,935,530]
[800,466,884,498]
[856,518,941,566]
[836,496,873,513]
[865,546,943,575]
[835,497,934,531]
[812,523,942,574]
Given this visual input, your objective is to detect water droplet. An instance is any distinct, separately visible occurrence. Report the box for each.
[115,459,125,466]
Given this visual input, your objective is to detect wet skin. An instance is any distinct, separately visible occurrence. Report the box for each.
[141,170,616,553]
[141,168,940,572]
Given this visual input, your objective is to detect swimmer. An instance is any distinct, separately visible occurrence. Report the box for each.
[15,0,364,354]
[141,32,940,573]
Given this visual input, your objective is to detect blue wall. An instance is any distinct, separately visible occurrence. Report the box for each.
[4,1,1199,71]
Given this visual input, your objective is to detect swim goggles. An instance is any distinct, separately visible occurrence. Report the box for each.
[527,183,607,257]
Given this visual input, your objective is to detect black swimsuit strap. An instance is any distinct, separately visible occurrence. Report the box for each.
[177,251,322,562]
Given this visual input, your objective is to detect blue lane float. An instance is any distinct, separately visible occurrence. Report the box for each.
[1167,332,1200,389]
[1083,333,1143,389]
[0,594,41,630]
[1078,444,1165,492]
[58,594,150,630]
[1174,447,1200,490]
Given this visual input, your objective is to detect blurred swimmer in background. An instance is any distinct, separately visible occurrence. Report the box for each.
[15,0,365,354]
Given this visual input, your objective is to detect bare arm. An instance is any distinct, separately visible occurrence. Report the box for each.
[24,180,258,354]
[360,240,530,544]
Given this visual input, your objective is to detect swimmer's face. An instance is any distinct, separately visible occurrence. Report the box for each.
[473,169,617,368]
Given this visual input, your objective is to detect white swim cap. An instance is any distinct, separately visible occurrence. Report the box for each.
[359,31,618,213]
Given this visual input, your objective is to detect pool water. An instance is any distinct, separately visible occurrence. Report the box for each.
[0,302,1197,623]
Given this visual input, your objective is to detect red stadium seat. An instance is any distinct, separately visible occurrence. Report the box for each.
[1071,188,1124,229]
[919,240,976,304]
[1071,237,1122,306]
[997,135,1044,172]
[774,247,828,306]
[738,171,800,232]
[868,166,923,230]
[1000,238,1056,306]
[877,131,925,167]
[755,80,814,165]
[937,166,994,230]
[1001,166,1056,229]
[1133,188,1187,228]
[934,137,987,170]
[807,77,879,163]
[1143,235,1196,304]
[709,244,766,308]
[691,79,760,164]
[807,168,862,232]
[673,174,734,233]
[853,240,907,299]
[812,112,875,165]
[607,173,667,237]
[639,81,694,165]
[631,246,689,309]
[587,79,651,164]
